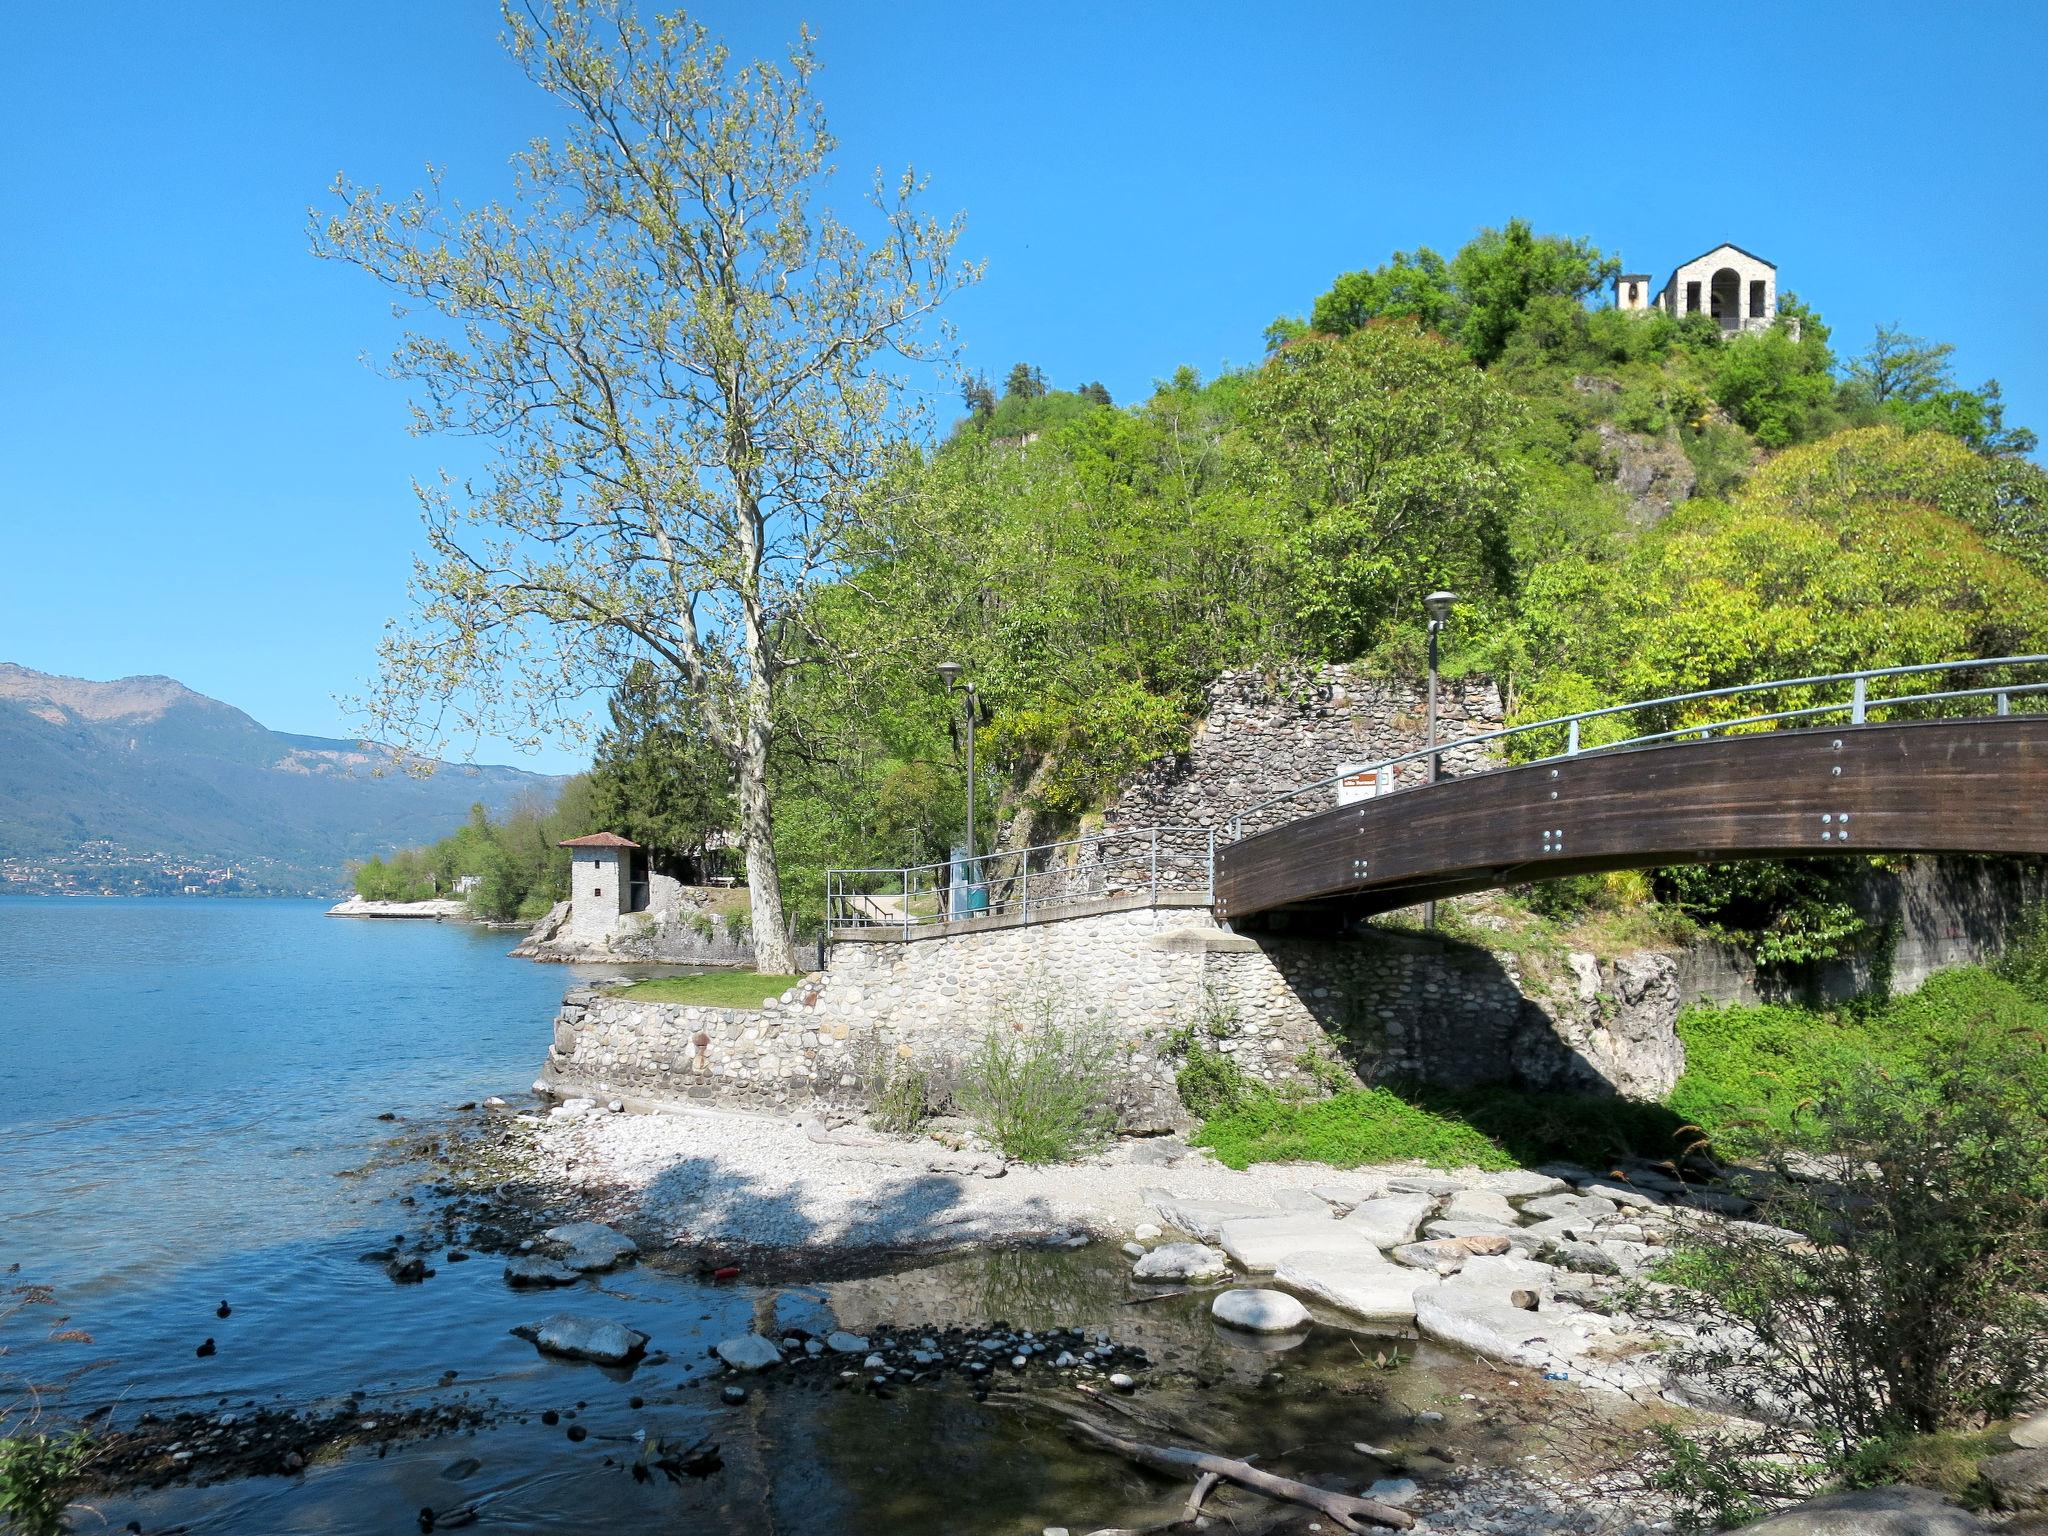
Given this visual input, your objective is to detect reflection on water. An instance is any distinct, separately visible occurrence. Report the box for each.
[2,900,1603,1534]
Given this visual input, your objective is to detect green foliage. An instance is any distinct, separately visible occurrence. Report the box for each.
[1448,218,1620,365]
[1302,245,1456,337]
[1174,1042,1255,1120]
[613,971,803,1007]
[1708,307,1840,447]
[352,786,592,920]
[0,1427,92,1536]
[1992,901,2048,1003]
[1649,1423,1814,1535]
[1665,1028,2048,1445]
[1657,861,1869,965]
[1668,967,2048,1155]
[1847,322,2038,457]
[1239,324,1522,658]
[350,847,439,902]
[958,987,1123,1164]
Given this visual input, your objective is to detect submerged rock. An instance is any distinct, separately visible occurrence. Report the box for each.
[503,1256,582,1288]
[1211,1288,1311,1333]
[1216,1213,1358,1273]
[512,1313,649,1367]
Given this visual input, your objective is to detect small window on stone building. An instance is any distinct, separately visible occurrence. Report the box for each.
[594,887,603,898]
[1749,279,1766,318]
[1685,280,1701,313]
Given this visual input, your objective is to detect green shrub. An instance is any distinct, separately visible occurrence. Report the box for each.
[1993,900,2048,1004]
[1175,1042,1256,1120]
[0,1427,93,1536]
[855,1033,940,1135]
[959,988,1123,1164]
[1664,1028,2048,1446]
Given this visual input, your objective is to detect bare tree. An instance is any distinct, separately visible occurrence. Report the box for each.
[313,0,976,971]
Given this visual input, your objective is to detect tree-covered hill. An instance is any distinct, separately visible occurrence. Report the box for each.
[752,220,2048,948]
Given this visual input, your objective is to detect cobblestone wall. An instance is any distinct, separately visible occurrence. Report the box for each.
[542,906,1688,1128]
[1110,664,1506,845]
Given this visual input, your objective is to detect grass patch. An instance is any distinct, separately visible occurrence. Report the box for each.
[612,971,806,1008]
[1194,1086,1522,1171]
[1193,962,2048,1172]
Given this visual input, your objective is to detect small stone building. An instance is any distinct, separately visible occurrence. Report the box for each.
[559,831,649,945]
[1614,242,1782,337]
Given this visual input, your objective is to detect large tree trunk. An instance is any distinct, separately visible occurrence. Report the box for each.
[737,684,797,976]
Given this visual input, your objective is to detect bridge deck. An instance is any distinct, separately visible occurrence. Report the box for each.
[1214,718,2048,926]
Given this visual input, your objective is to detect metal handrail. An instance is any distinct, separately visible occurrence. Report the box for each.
[825,823,1216,935]
[1227,655,2048,838]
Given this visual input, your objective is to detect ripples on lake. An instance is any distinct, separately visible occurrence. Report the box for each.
[0,897,1555,1534]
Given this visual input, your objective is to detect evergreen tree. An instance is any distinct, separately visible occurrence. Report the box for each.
[1003,361,1048,400]
[587,661,735,861]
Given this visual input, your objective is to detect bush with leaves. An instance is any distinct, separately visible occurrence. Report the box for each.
[0,1423,93,1536]
[1661,1027,2048,1451]
[958,986,1124,1164]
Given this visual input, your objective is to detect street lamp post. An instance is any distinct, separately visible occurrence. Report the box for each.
[1422,590,1457,928]
[936,661,977,914]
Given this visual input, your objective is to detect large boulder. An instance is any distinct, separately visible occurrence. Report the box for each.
[1982,1448,2048,1511]
[1341,1193,1437,1249]
[2012,1411,2048,1450]
[1133,1243,1231,1283]
[513,1313,649,1367]
[1729,1487,1990,1536]
[1274,1250,1438,1321]
[1211,1288,1312,1333]
[1522,1192,1621,1223]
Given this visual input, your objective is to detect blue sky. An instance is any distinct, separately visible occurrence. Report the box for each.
[3,1,2043,775]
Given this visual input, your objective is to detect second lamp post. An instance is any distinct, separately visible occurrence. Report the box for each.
[935,661,979,914]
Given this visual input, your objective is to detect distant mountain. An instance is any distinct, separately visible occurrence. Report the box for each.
[0,664,567,891]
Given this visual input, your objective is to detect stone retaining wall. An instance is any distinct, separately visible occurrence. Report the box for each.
[542,905,1690,1128]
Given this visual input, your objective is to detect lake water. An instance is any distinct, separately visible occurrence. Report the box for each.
[0,897,1586,1534]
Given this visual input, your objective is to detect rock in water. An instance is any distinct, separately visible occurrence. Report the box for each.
[1211,1288,1311,1333]
[1132,1243,1230,1283]
[1341,1194,1437,1249]
[512,1314,649,1367]
[543,1222,638,1273]
[714,1334,783,1372]
[503,1256,583,1288]
[825,1331,870,1354]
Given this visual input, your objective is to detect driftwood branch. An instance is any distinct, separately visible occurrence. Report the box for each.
[1058,1411,1415,1532]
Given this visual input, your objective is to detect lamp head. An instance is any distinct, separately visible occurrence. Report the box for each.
[934,661,965,688]
[1424,590,1458,626]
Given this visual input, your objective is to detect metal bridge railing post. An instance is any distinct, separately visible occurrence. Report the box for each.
[1851,676,1867,725]
[1022,860,1030,922]
[1567,719,1580,756]
[902,869,911,939]
[1150,827,1160,905]
[1998,690,2011,717]
[1206,826,1216,901]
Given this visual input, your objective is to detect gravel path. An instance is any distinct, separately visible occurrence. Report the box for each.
[520,1102,1448,1257]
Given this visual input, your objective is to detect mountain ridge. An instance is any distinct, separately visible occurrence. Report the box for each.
[0,664,568,891]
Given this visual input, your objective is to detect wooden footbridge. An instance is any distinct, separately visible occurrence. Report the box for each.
[1218,658,2048,928]
[827,658,2048,939]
